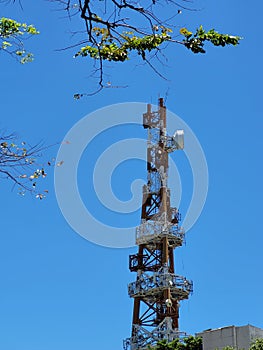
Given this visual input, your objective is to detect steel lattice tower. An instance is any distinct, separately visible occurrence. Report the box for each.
[124,98,193,350]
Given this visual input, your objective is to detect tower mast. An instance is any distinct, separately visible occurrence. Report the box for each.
[124,98,193,350]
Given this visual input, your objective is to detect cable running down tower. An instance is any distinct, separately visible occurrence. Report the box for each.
[124,98,193,350]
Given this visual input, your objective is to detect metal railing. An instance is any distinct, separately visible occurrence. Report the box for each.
[136,220,185,245]
[128,270,193,298]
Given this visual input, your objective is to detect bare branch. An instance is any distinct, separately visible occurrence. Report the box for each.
[0,132,58,198]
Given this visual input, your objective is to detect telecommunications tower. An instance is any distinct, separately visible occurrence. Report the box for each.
[124,98,193,350]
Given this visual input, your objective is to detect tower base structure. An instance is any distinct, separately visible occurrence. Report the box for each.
[124,317,188,350]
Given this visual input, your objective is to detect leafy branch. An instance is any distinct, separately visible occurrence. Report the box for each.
[0,17,39,63]
[1,1,242,94]
[74,26,172,62]
[48,0,241,95]
[180,25,241,54]
[147,336,202,350]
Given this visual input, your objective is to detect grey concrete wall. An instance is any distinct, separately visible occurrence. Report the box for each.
[196,325,263,350]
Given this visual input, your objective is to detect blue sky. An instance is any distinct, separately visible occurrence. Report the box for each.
[1,1,263,349]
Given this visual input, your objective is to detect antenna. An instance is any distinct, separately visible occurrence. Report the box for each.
[124,98,193,350]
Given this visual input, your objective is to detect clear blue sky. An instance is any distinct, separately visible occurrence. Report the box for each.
[1,1,263,350]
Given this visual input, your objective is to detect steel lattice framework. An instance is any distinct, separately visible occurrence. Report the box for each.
[124,99,193,350]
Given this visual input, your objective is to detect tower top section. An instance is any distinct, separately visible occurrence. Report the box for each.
[139,98,185,246]
[143,98,184,152]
